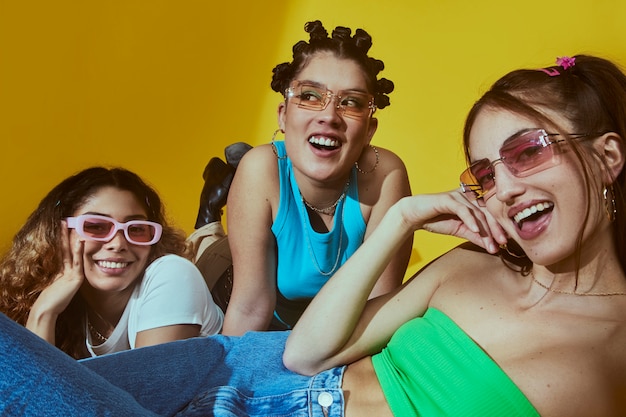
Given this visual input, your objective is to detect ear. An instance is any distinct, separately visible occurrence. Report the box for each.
[595,132,625,183]
[364,117,378,146]
[277,102,287,132]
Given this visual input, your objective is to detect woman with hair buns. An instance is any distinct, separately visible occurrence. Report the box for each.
[221,20,412,334]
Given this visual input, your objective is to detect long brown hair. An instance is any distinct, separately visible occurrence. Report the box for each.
[463,55,626,275]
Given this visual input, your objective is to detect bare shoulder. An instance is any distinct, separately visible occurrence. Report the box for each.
[367,146,408,178]
[228,144,280,216]
[405,242,514,311]
[400,242,500,296]
[231,145,279,193]
[358,146,411,209]
[235,144,279,177]
[409,242,500,281]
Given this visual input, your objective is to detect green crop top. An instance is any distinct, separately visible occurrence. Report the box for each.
[371,308,540,416]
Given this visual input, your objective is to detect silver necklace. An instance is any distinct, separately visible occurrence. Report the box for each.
[300,191,345,276]
[531,270,626,297]
[301,181,349,215]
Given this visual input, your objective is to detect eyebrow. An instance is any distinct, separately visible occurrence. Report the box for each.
[501,128,541,147]
[468,128,541,164]
[294,79,370,94]
[80,212,149,221]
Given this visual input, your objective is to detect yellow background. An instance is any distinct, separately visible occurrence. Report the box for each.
[1,0,625,279]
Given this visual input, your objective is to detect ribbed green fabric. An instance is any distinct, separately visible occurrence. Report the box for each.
[372,308,540,416]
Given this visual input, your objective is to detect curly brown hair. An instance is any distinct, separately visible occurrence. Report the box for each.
[0,167,192,358]
[271,20,394,110]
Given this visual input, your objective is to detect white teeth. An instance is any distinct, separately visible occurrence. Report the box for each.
[97,261,129,269]
[309,136,338,147]
[513,202,554,224]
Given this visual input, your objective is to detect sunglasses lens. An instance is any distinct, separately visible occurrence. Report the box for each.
[126,223,158,243]
[500,130,557,176]
[460,169,480,197]
[289,83,373,119]
[471,160,496,191]
[76,216,160,244]
[461,159,495,198]
[82,218,115,239]
[338,92,373,119]
[461,129,561,201]
[290,84,326,110]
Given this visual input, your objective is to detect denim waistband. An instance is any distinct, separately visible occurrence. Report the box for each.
[177,365,346,417]
[309,365,346,416]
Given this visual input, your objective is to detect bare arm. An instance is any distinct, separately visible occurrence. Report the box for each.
[135,324,201,347]
[222,146,279,335]
[26,223,84,344]
[284,191,507,375]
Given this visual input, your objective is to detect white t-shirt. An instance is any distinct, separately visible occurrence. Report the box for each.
[86,254,223,356]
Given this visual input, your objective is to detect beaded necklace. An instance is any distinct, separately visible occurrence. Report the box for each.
[87,309,113,344]
[87,320,109,344]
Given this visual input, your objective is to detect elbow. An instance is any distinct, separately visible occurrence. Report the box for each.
[282,350,320,376]
[282,338,328,376]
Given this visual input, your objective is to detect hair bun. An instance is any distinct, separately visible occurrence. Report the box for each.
[270,21,394,108]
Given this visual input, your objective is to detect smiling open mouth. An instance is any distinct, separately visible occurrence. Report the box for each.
[513,202,554,228]
[96,260,130,269]
[309,136,340,150]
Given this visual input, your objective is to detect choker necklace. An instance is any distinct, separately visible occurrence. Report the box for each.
[87,320,109,344]
[531,270,626,297]
[301,180,350,216]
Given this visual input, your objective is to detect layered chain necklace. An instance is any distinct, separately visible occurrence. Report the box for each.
[531,270,626,297]
[301,183,349,215]
[300,180,350,276]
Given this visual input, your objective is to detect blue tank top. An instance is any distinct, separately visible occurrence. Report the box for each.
[270,141,366,328]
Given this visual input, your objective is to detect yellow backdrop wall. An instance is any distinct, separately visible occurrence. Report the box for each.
[1,0,625,279]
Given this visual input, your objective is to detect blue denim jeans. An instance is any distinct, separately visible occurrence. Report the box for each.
[0,313,345,416]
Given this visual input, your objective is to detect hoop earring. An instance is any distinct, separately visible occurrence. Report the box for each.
[271,129,287,160]
[499,243,527,259]
[604,185,617,222]
[355,145,379,174]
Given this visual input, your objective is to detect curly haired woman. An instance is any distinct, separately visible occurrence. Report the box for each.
[0,167,223,358]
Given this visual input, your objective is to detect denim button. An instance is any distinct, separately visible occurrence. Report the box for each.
[317,392,333,407]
